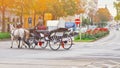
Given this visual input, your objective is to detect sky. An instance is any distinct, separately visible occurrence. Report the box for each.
[98,0,117,17]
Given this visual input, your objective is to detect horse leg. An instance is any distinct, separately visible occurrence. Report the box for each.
[22,41,27,48]
[11,40,13,48]
[18,39,21,48]
[15,39,19,48]
[10,37,14,48]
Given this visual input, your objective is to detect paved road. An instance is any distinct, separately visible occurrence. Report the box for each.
[0,29,120,68]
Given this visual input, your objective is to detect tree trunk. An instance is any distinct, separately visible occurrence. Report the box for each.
[1,6,6,32]
[20,1,24,24]
[19,15,22,24]
[33,11,36,26]
[20,8,23,24]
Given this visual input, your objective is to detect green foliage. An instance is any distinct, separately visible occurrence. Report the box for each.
[114,2,120,21]
[114,15,120,21]
[82,17,91,26]
[0,32,10,39]
[74,30,109,42]
[98,22,107,28]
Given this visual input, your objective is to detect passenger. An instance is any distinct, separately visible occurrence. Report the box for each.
[34,23,47,30]
[38,16,43,25]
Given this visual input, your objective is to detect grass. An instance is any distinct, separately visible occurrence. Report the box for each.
[0,32,11,39]
[74,40,93,42]
[74,33,109,42]
[74,38,95,42]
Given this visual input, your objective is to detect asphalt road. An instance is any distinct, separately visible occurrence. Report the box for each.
[0,29,120,68]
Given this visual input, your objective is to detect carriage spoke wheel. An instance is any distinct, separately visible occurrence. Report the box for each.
[30,42,36,49]
[62,35,72,50]
[38,38,48,49]
[28,38,36,49]
[49,36,60,51]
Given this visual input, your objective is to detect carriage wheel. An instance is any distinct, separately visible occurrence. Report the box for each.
[49,36,60,51]
[62,35,72,50]
[30,42,36,49]
[38,38,48,49]
[28,38,36,49]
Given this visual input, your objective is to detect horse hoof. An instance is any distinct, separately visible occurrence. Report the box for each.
[10,46,12,48]
[20,46,22,49]
[18,46,20,48]
[25,46,27,48]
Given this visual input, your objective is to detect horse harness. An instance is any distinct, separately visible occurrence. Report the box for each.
[11,29,22,40]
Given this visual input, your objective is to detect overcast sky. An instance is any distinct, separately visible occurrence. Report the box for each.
[98,0,117,17]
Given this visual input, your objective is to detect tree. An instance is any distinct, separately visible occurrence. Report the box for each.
[96,8,111,27]
[0,0,15,32]
[75,0,86,14]
[11,0,32,23]
[0,0,88,32]
[46,0,64,19]
[114,2,120,21]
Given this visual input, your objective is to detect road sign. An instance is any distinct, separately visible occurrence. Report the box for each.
[75,18,80,25]
[28,17,32,24]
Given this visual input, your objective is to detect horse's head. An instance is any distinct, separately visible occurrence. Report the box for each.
[9,24,15,32]
[16,23,22,28]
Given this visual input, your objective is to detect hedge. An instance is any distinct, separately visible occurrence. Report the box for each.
[0,32,11,39]
[74,28,109,42]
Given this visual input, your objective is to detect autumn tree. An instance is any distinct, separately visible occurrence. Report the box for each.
[96,8,111,27]
[0,0,16,32]
[46,0,64,19]
[22,0,49,26]
[48,0,85,19]
[114,2,120,21]
[0,0,88,32]
[10,0,32,23]
[75,0,86,14]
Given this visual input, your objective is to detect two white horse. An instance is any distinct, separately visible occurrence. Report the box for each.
[9,24,29,48]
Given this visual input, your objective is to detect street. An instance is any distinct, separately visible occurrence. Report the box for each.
[0,29,120,68]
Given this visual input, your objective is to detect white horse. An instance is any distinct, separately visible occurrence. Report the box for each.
[9,24,29,48]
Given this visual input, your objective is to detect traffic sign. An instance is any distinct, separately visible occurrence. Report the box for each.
[75,18,80,25]
[28,17,32,24]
